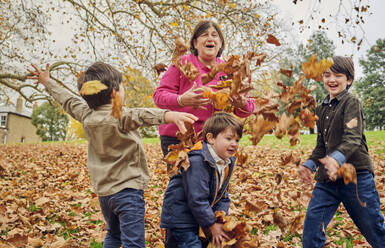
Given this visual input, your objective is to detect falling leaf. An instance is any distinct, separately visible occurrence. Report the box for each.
[337,163,366,207]
[275,113,294,139]
[267,34,281,46]
[111,89,122,120]
[279,68,293,78]
[153,63,167,76]
[301,55,333,81]
[79,80,108,96]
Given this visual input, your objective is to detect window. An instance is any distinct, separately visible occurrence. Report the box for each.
[0,114,6,128]
[2,134,6,144]
[21,136,25,143]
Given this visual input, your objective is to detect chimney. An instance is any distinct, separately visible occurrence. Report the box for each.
[16,96,23,113]
[33,102,38,111]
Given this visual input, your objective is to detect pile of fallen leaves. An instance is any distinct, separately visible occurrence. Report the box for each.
[1,142,384,247]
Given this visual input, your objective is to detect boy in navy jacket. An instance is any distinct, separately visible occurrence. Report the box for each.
[161,112,243,248]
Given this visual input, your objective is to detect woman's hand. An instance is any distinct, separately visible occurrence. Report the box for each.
[164,111,198,134]
[209,223,230,248]
[179,83,210,109]
[27,64,50,86]
[229,94,247,109]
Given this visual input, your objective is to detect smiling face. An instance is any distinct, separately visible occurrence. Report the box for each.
[206,127,240,160]
[193,26,223,65]
[323,68,352,99]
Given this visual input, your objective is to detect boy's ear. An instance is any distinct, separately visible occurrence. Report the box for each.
[206,133,214,145]
[347,78,353,86]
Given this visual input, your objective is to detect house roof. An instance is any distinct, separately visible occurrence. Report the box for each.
[0,104,32,118]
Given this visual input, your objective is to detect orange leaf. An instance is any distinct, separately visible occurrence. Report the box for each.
[301,55,333,81]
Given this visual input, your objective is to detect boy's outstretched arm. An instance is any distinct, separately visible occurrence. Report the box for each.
[27,64,50,86]
[295,165,314,186]
[164,111,198,134]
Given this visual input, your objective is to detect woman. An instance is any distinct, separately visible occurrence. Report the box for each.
[155,19,255,248]
[153,20,255,156]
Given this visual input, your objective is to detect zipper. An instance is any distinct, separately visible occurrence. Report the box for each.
[211,170,219,207]
[211,163,234,206]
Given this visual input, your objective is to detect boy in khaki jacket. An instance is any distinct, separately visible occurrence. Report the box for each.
[28,62,197,248]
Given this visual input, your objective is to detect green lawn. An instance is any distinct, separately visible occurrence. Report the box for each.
[142,130,385,154]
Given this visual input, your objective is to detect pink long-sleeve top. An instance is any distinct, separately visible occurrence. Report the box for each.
[153,53,255,137]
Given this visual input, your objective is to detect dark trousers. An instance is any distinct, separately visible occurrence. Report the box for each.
[160,135,180,156]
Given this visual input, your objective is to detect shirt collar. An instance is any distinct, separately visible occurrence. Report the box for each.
[95,104,112,111]
[207,144,231,166]
[322,89,348,105]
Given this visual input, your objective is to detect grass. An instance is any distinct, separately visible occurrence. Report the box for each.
[141,130,385,153]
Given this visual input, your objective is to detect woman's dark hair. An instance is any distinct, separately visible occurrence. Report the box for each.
[330,56,355,89]
[189,20,225,57]
[77,62,122,109]
[202,112,243,141]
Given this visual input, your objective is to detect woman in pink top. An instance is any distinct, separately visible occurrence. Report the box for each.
[153,20,255,155]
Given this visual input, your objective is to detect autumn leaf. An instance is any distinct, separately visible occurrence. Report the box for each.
[273,208,288,232]
[301,55,333,81]
[172,37,189,67]
[180,61,200,82]
[254,53,267,67]
[79,80,107,96]
[337,163,366,207]
[250,115,277,145]
[171,37,199,82]
[111,88,122,120]
[235,150,248,166]
[279,68,293,78]
[201,87,231,111]
[163,143,190,177]
[275,113,294,139]
[153,63,167,76]
[267,34,281,46]
[299,108,318,129]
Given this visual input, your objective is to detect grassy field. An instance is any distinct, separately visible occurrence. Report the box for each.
[142,130,385,154]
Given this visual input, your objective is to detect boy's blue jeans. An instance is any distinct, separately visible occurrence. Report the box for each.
[98,188,145,248]
[303,172,385,248]
[165,228,202,248]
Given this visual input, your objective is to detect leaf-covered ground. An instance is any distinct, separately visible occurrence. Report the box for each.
[0,142,384,247]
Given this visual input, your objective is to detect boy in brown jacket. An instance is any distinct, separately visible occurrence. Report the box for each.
[28,62,197,248]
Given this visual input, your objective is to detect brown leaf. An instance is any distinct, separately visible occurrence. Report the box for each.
[153,63,167,76]
[267,34,281,46]
[279,68,293,78]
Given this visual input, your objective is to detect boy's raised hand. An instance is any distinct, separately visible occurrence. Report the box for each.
[164,111,198,134]
[27,64,50,86]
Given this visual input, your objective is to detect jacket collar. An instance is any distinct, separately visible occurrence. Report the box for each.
[189,141,235,167]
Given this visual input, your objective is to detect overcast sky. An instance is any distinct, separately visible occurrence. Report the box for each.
[272,0,385,78]
[49,0,384,79]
